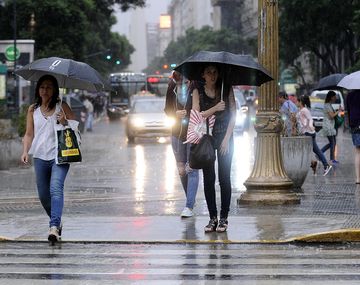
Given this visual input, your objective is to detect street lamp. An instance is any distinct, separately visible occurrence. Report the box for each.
[238,0,299,205]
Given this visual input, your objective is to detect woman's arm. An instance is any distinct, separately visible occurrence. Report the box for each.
[192,88,225,117]
[21,105,35,164]
[58,102,75,124]
[219,88,236,155]
[326,104,339,119]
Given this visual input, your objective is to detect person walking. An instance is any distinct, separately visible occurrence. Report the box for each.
[296,95,332,176]
[191,65,236,233]
[321,91,341,163]
[83,95,94,132]
[21,75,77,243]
[164,71,199,218]
[346,89,360,184]
[279,91,298,137]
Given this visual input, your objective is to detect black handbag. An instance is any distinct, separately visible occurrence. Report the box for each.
[56,127,82,164]
[189,118,215,169]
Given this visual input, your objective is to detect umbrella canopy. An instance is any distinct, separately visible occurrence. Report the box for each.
[314,73,347,90]
[174,51,273,86]
[15,57,112,92]
[337,71,360,90]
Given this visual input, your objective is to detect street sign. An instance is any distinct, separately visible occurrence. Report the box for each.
[4,45,20,61]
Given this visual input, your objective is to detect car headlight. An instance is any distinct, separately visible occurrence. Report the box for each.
[164,116,176,127]
[131,118,145,128]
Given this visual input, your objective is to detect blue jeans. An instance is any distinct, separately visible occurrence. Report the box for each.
[203,135,234,219]
[171,136,199,209]
[305,132,329,169]
[33,158,70,228]
[321,135,336,161]
[86,112,93,131]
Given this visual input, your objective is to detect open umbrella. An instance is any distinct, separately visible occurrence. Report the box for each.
[174,51,273,87]
[337,71,360,90]
[15,57,112,92]
[314,73,347,90]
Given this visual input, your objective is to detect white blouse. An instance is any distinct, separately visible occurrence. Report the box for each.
[297,107,315,134]
[28,104,60,160]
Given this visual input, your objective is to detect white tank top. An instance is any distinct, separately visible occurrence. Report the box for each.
[29,104,60,160]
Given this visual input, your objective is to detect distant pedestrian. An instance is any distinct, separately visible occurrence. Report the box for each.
[321,91,342,163]
[279,91,298,136]
[346,89,360,184]
[20,74,77,243]
[164,71,199,218]
[191,64,236,233]
[83,96,94,132]
[296,95,332,176]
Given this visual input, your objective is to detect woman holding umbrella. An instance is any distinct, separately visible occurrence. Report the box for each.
[191,65,236,233]
[21,75,76,243]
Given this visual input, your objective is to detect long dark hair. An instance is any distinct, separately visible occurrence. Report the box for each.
[325,90,336,103]
[298,95,311,108]
[34,75,60,110]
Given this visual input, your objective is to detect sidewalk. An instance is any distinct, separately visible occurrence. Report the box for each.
[1,125,360,243]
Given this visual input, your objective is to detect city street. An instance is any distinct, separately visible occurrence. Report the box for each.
[1,116,360,283]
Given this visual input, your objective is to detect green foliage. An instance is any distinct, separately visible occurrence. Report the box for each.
[279,0,359,75]
[145,26,253,74]
[0,0,144,75]
[12,104,29,137]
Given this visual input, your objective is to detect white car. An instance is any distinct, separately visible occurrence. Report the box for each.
[126,97,175,143]
[310,90,344,131]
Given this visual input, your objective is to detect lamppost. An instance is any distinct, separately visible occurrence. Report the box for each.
[239,0,300,205]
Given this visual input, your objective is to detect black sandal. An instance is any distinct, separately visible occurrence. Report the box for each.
[204,217,218,233]
[216,218,228,233]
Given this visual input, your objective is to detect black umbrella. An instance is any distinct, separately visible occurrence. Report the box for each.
[15,57,112,92]
[174,51,273,87]
[314,73,347,90]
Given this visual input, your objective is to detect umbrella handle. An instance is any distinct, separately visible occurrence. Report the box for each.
[221,79,224,101]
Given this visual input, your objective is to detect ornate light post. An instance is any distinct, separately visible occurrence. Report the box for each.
[239,0,300,204]
[29,13,36,37]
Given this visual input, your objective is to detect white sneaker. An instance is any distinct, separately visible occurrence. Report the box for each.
[181,207,193,218]
[323,165,333,176]
[48,226,60,243]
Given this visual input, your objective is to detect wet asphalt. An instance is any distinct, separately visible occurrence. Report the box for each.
[0,115,359,243]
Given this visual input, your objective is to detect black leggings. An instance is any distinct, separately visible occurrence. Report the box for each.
[202,136,234,219]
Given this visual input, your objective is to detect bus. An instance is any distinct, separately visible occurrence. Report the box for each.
[108,72,147,120]
[107,72,171,120]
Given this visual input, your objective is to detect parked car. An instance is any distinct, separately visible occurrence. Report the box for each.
[309,90,344,132]
[233,88,250,132]
[63,95,87,133]
[126,97,175,143]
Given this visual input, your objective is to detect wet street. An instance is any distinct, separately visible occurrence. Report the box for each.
[2,114,360,283]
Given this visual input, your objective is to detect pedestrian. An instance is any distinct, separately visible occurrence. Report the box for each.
[164,71,199,218]
[20,74,77,242]
[279,91,298,136]
[191,65,236,233]
[321,90,342,163]
[346,89,360,184]
[296,95,332,176]
[83,95,94,132]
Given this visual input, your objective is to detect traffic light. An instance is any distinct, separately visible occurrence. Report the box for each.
[163,64,168,69]
[106,55,111,60]
[115,60,121,65]
[170,63,177,68]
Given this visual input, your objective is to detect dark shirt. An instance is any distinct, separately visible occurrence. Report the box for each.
[346,90,360,128]
[197,83,231,138]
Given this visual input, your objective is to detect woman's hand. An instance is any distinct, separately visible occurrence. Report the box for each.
[175,110,186,119]
[21,152,29,164]
[214,100,226,112]
[219,136,230,155]
[56,110,67,125]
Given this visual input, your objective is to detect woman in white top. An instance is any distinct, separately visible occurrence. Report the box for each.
[21,75,76,243]
[296,95,332,176]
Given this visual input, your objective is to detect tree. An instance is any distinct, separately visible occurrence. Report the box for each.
[0,0,145,75]
[279,0,358,77]
[145,26,254,74]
